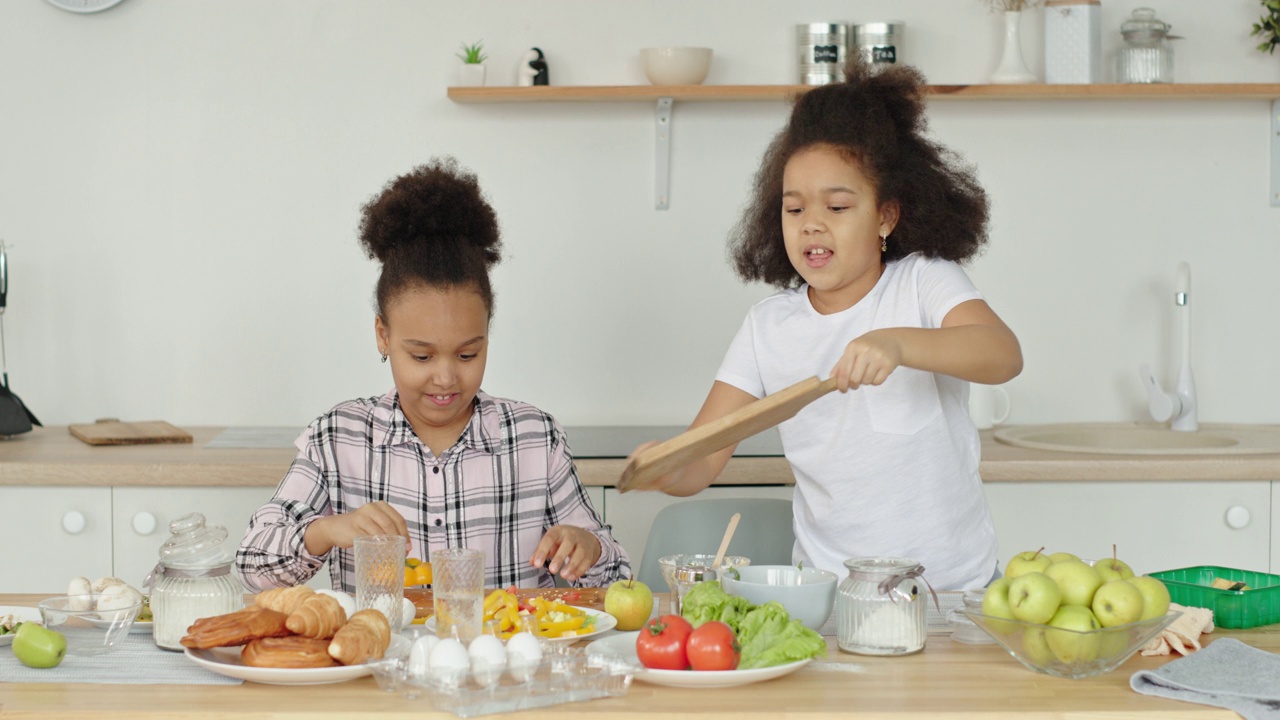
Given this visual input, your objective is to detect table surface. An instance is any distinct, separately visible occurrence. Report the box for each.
[2,592,1276,719]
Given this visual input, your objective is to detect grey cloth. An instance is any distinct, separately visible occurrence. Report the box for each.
[0,633,242,685]
[1130,638,1280,720]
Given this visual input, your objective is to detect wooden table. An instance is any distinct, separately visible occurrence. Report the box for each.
[2,593,1276,719]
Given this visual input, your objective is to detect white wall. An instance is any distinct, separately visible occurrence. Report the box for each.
[2,0,1278,430]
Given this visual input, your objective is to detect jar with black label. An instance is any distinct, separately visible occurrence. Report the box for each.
[797,23,848,85]
[851,22,904,66]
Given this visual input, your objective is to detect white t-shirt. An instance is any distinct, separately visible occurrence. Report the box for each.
[715,253,997,591]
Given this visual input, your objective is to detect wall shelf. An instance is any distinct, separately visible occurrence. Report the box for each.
[447,84,1280,208]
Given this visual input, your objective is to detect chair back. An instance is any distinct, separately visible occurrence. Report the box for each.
[635,497,795,590]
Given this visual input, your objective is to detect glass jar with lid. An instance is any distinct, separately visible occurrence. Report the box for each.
[148,512,244,650]
[837,557,927,656]
[1117,7,1179,84]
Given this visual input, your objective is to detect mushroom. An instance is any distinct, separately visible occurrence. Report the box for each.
[67,576,94,611]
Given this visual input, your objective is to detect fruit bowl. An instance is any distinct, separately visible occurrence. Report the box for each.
[39,594,140,656]
[958,609,1181,679]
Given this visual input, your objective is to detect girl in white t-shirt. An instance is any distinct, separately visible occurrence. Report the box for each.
[627,56,1023,591]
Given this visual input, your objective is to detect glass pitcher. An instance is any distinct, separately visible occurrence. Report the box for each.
[1117,7,1179,84]
[148,512,244,650]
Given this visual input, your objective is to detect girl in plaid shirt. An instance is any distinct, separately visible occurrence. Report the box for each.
[237,159,629,592]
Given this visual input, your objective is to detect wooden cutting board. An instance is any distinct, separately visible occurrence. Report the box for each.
[69,419,193,446]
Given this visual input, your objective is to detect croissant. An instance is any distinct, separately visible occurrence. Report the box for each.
[180,606,292,649]
[327,609,391,666]
[285,593,347,640]
[255,585,315,616]
[242,636,338,668]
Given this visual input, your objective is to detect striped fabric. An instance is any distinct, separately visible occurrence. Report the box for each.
[236,389,630,592]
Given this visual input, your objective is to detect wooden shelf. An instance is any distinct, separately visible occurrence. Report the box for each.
[448,83,1280,103]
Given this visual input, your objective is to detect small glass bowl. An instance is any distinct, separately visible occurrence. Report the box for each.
[658,554,750,598]
[958,609,1180,679]
[39,595,140,656]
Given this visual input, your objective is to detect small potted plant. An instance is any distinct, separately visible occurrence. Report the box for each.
[456,41,488,87]
[1252,0,1280,54]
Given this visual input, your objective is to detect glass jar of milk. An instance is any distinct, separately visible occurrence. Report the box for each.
[837,556,927,656]
[148,512,244,650]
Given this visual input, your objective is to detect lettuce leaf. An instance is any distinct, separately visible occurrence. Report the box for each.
[679,580,752,634]
[679,581,826,669]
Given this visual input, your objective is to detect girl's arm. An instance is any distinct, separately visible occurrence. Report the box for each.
[235,449,334,592]
[830,299,1023,391]
[630,380,760,498]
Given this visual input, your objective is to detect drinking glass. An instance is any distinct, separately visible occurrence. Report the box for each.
[354,534,406,626]
[433,547,485,643]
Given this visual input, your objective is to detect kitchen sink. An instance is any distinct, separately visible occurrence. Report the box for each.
[993,422,1280,455]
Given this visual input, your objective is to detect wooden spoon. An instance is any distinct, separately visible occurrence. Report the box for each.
[618,375,839,493]
[712,513,741,572]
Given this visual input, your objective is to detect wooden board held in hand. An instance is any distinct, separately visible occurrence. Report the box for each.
[69,419,193,446]
[617,375,839,493]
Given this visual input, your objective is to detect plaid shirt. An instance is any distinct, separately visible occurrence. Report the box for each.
[235,389,630,593]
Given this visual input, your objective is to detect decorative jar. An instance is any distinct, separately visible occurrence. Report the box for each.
[837,556,927,656]
[1117,7,1178,84]
[148,512,244,651]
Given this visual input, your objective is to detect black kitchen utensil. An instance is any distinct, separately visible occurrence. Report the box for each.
[0,242,41,436]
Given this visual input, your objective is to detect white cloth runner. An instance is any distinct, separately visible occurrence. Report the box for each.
[1130,638,1280,720]
[0,634,242,685]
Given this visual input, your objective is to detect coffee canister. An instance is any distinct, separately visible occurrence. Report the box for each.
[851,21,904,66]
[1044,0,1101,83]
[797,23,848,85]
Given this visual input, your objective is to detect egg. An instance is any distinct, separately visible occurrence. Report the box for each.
[505,632,543,683]
[468,634,507,688]
[314,589,357,619]
[407,634,440,679]
[400,597,417,630]
[428,637,471,686]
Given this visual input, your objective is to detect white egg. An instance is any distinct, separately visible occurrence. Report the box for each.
[505,632,543,683]
[400,597,417,630]
[428,637,471,686]
[468,634,507,688]
[314,589,357,619]
[407,634,440,679]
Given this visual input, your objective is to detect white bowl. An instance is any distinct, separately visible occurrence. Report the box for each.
[641,47,713,85]
[721,565,838,631]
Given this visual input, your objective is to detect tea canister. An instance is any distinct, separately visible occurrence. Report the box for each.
[837,557,928,656]
[851,22,904,66]
[1044,0,1101,84]
[1117,7,1180,84]
[148,512,244,650]
[797,23,848,85]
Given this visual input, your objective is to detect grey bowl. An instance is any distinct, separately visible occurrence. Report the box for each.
[721,565,837,631]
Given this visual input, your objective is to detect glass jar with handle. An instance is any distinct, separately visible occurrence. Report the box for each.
[837,556,930,656]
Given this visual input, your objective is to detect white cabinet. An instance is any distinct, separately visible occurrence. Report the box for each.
[0,487,114,593]
[984,481,1271,575]
[602,485,794,570]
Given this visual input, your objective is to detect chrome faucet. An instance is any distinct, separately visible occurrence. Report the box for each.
[1139,262,1197,431]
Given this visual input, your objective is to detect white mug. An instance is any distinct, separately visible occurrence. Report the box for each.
[969,384,1011,430]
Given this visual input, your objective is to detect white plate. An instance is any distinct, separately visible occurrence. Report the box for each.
[184,634,409,686]
[424,606,617,644]
[0,606,42,647]
[586,631,812,688]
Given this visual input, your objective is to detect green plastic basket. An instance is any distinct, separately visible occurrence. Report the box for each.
[1146,566,1280,629]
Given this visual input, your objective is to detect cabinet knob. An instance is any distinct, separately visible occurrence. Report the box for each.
[62,511,87,535]
[132,511,157,536]
[1225,505,1251,529]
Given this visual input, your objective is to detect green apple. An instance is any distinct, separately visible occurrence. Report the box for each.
[1045,559,1103,607]
[1005,549,1051,579]
[1091,579,1144,627]
[1021,625,1055,665]
[1128,576,1172,621]
[1048,552,1080,564]
[1007,572,1062,625]
[1095,558,1135,582]
[981,577,1016,632]
[604,578,654,631]
[12,623,66,669]
[1045,605,1101,663]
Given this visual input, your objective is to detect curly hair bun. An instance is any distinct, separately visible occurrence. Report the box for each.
[358,157,501,269]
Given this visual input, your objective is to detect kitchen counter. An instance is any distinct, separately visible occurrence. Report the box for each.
[1,592,1276,719]
[2,425,1279,488]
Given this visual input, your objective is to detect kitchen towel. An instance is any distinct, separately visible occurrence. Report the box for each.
[0,634,242,685]
[1130,638,1280,720]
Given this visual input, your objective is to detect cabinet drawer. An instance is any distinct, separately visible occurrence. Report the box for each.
[0,487,113,594]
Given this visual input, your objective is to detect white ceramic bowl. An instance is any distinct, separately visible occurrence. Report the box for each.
[641,47,713,85]
[721,565,838,631]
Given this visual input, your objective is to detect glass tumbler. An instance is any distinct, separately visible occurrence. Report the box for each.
[354,534,407,626]
[432,547,485,643]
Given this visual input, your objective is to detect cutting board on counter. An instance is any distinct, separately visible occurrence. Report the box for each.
[68,419,193,446]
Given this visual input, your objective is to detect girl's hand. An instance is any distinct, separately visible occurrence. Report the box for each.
[530,526,602,584]
[830,330,904,392]
[305,501,410,555]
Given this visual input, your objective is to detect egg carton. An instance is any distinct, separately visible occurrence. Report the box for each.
[369,643,635,718]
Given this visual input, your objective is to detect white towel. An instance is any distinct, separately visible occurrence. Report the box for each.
[1141,603,1215,656]
[1131,638,1280,720]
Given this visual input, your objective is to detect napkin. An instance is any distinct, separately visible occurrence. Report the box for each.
[0,634,242,685]
[1130,638,1280,720]
[1141,603,1215,656]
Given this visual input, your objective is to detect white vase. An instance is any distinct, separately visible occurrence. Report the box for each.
[989,11,1036,84]
[457,63,486,87]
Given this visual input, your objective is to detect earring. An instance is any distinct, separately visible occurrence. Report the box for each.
[880,233,888,253]
[380,353,388,363]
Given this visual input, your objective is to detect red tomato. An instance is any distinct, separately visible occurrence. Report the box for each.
[686,621,739,671]
[635,614,692,670]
